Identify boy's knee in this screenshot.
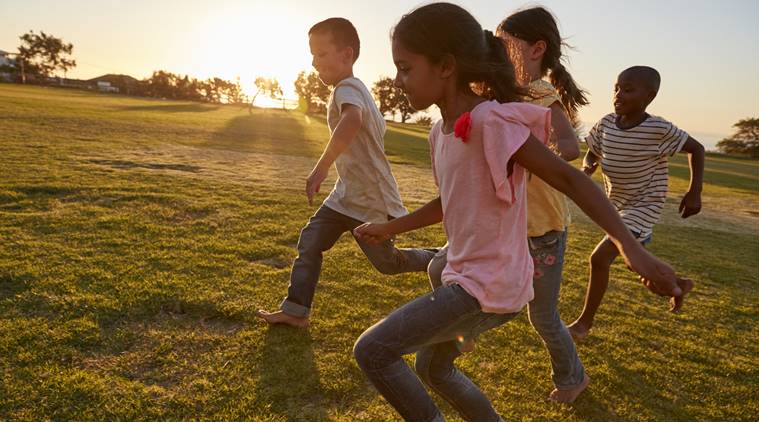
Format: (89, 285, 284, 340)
(296, 226, 320, 253)
(367, 250, 406, 275)
(371, 259, 401, 275)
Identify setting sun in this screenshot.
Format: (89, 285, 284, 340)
(186, 3, 311, 103)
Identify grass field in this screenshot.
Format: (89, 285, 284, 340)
(1, 84, 757, 421)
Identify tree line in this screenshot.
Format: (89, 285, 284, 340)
(3, 30, 756, 154)
(2, 30, 249, 104)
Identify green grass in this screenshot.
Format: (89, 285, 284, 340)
(1, 84, 757, 421)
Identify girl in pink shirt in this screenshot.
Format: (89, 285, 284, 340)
(352, 3, 689, 421)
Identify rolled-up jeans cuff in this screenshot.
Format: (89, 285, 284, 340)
(555, 369, 586, 391)
(281, 299, 310, 318)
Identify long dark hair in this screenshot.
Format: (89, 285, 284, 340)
(392, 2, 526, 103)
(497, 6, 588, 120)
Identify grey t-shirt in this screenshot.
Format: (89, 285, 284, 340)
(322, 77, 407, 223)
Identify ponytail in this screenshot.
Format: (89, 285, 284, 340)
(548, 62, 588, 121)
(474, 29, 525, 103)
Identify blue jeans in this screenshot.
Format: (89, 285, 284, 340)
(427, 230, 585, 390)
(281, 205, 437, 317)
(354, 284, 515, 421)
(527, 230, 585, 390)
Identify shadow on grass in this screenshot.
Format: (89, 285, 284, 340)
(206, 111, 322, 159)
(117, 104, 220, 113)
(254, 327, 327, 421)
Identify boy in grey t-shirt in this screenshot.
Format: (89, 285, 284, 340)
(256, 18, 435, 328)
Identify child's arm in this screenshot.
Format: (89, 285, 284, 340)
(581, 149, 600, 176)
(549, 103, 580, 161)
(513, 136, 682, 297)
(353, 196, 443, 243)
(678, 137, 704, 218)
(305, 104, 363, 205)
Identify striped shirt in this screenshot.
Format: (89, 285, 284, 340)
(585, 113, 688, 238)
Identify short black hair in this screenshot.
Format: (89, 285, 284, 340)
(620, 66, 661, 93)
(309, 17, 360, 63)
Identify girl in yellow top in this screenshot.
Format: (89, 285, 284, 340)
(428, 6, 590, 403)
(498, 6, 589, 403)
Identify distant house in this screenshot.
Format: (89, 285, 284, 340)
(87, 74, 140, 95)
(0, 50, 14, 67)
(0, 49, 17, 82)
(96, 81, 118, 93)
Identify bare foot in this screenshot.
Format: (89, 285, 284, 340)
(255, 310, 310, 328)
(670, 278, 694, 313)
(549, 374, 590, 403)
(567, 320, 590, 342)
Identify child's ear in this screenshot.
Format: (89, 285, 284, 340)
(531, 40, 547, 60)
(341, 46, 354, 64)
(439, 54, 456, 79)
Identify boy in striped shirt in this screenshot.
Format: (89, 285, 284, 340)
(568, 66, 704, 340)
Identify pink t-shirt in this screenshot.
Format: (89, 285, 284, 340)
(429, 101, 551, 313)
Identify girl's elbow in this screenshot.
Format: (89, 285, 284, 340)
(563, 148, 580, 161)
(559, 140, 580, 161)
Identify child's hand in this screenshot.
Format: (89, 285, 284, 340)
(581, 162, 597, 176)
(669, 277, 694, 313)
(353, 223, 392, 244)
(305, 165, 329, 206)
(621, 244, 682, 298)
(640, 276, 694, 313)
(678, 190, 702, 218)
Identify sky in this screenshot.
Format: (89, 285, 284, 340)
(2, 0, 758, 148)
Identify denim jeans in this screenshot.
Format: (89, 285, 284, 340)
(527, 230, 585, 389)
(281, 205, 437, 317)
(354, 283, 515, 421)
(427, 230, 585, 390)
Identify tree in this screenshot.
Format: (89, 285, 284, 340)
(294, 71, 331, 114)
(372, 77, 397, 118)
(17, 30, 76, 83)
(717, 118, 759, 157)
(145, 70, 176, 98)
(371, 76, 416, 123)
(225, 77, 246, 104)
(252, 77, 283, 105)
(415, 116, 433, 127)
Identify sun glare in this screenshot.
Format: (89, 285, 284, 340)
(189, 5, 311, 105)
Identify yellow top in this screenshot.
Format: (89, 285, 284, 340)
(526, 79, 571, 237)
